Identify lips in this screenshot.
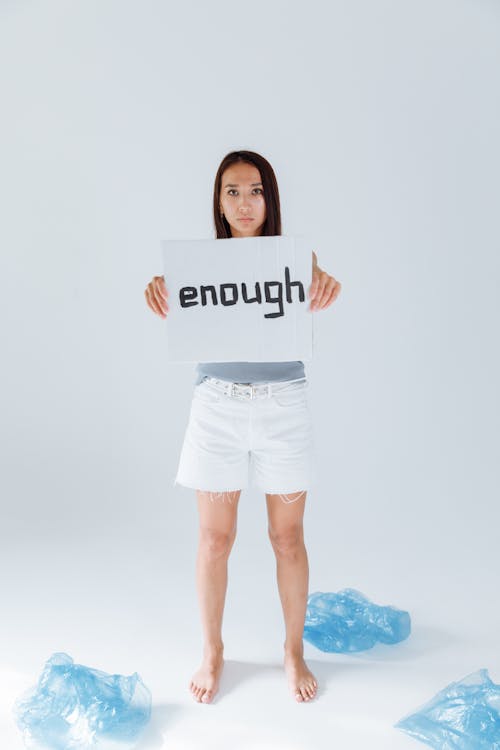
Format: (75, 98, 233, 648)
(238, 218, 253, 221)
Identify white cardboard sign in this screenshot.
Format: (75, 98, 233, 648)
(161, 235, 313, 362)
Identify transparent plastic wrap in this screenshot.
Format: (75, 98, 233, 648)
(303, 588, 411, 652)
(395, 668, 500, 749)
(13, 653, 151, 750)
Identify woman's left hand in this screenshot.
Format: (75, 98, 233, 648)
(309, 252, 342, 311)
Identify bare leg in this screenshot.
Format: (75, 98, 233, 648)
(189, 489, 240, 703)
(266, 491, 318, 702)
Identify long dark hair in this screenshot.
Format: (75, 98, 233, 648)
(213, 150, 282, 238)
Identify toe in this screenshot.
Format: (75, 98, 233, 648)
(202, 691, 212, 703)
(295, 691, 303, 702)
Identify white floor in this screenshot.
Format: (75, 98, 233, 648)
(2, 521, 499, 750)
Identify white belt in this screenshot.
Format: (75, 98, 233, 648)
(202, 376, 306, 401)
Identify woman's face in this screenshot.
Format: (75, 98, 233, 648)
(219, 162, 267, 237)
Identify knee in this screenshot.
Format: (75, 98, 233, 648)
(268, 525, 304, 557)
(199, 527, 236, 560)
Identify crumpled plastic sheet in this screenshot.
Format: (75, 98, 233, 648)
(395, 668, 500, 749)
(303, 588, 411, 652)
(13, 652, 151, 750)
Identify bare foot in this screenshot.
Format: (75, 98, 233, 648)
(189, 647, 224, 704)
(284, 650, 318, 702)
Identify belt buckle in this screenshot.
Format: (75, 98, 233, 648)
(232, 382, 253, 400)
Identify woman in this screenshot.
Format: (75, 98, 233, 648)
(145, 150, 341, 704)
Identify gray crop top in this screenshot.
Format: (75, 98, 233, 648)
(194, 361, 305, 385)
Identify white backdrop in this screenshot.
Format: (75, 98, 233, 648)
(1, 2, 499, 749)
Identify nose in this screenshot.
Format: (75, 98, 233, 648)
(237, 197, 252, 214)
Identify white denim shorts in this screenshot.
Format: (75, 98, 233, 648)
(173, 377, 315, 494)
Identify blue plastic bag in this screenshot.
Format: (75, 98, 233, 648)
(395, 668, 500, 749)
(303, 588, 411, 652)
(13, 652, 151, 750)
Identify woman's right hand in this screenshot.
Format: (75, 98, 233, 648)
(145, 275, 169, 319)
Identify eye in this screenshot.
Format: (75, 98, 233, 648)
(226, 188, 264, 196)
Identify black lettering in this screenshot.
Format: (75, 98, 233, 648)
(241, 282, 262, 304)
(264, 281, 284, 318)
(285, 266, 305, 303)
(179, 286, 198, 308)
(180, 267, 305, 317)
(200, 285, 218, 306)
(220, 283, 238, 306)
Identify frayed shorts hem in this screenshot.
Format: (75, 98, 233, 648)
(173, 477, 248, 493)
(173, 477, 312, 495)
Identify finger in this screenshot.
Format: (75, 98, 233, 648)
(151, 281, 169, 313)
(153, 277, 168, 307)
(316, 278, 336, 309)
(145, 287, 167, 317)
(155, 275, 169, 300)
(308, 276, 319, 300)
(144, 287, 160, 315)
(310, 273, 327, 310)
(321, 280, 342, 310)
(319, 287, 336, 310)
(144, 288, 155, 314)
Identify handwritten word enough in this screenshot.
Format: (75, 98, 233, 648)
(178, 266, 305, 319)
